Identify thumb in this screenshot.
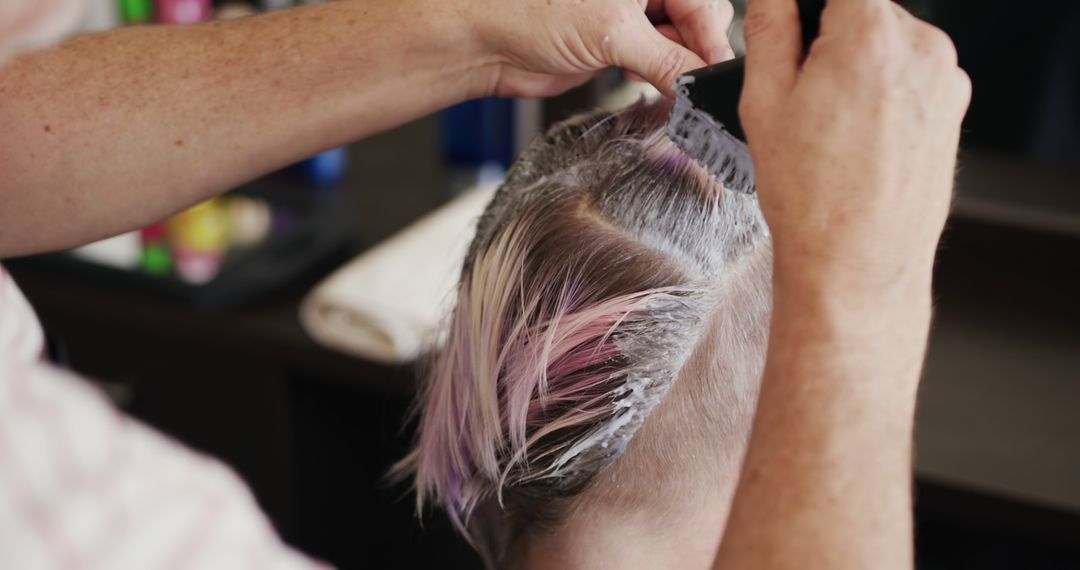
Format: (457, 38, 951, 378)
(743, 0, 802, 103)
(609, 18, 707, 97)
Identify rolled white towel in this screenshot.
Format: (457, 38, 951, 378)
(300, 184, 497, 364)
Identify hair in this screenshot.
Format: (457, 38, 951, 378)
(394, 100, 772, 566)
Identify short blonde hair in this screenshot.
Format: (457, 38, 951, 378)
(395, 100, 771, 565)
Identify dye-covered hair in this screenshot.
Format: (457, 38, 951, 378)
(395, 100, 770, 562)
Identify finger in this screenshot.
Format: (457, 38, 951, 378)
(743, 0, 802, 101)
(892, 5, 961, 74)
(655, 21, 735, 66)
(608, 17, 708, 97)
(628, 23, 678, 83)
(627, 23, 684, 83)
(888, 2, 939, 43)
(665, 0, 737, 64)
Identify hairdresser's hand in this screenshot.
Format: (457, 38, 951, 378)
(715, 6, 970, 568)
(468, 0, 736, 98)
(741, 0, 970, 300)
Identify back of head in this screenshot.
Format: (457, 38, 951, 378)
(396, 100, 772, 565)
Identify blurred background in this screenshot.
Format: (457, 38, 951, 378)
(6, 0, 1079, 568)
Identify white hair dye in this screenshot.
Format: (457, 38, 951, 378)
(399, 99, 772, 567)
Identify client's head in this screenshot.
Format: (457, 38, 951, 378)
(397, 100, 773, 568)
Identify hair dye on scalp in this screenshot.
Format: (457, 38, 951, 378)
(394, 99, 771, 564)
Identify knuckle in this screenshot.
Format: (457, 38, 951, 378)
(955, 68, 972, 91)
(953, 68, 973, 104)
(921, 27, 959, 67)
(596, 17, 637, 61)
(860, 3, 895, 35)
(596, 17, 620, 38)
(655, 47, 691, 84)
(853, 29, 899, 65)
(596, 7, 633, 37)
(850, 13, 900, 63)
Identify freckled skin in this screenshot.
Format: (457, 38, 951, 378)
(0, 2, 491, 256)
(0, 0, 737, 258)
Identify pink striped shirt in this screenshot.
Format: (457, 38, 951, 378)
(0, 265, 330, 569)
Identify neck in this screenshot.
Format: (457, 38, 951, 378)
(509, 302, 762, 570)
(512, 483, 736, 570)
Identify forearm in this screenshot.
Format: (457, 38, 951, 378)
(714, 266, 932, 570)
(0, 0, 491, 257)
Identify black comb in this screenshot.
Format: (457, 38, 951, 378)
(665, 0, 826, 194)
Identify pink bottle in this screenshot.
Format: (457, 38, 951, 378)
(155, 0, 211, 25)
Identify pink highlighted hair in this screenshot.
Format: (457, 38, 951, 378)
(393, 100, 768, 563)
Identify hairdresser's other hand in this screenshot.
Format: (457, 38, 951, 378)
(741, 0, 970, 301)
(468, 0, 735, 98)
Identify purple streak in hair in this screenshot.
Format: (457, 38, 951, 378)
(400, 224, 687, 538)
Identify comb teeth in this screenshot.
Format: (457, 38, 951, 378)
(666, 91, 756, 195)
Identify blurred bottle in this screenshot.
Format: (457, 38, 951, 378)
(120, 0, 154, 25)
(440, 97, 515, 194)
(226, 195, 273, 248)
(79, 0, 120, 32)
(140, 223, 173, 276)
(155, 0, 212, 25)
(169, 198, 231, 284)
(297, 147, 349, 187)
(216, 2, 258, 20)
